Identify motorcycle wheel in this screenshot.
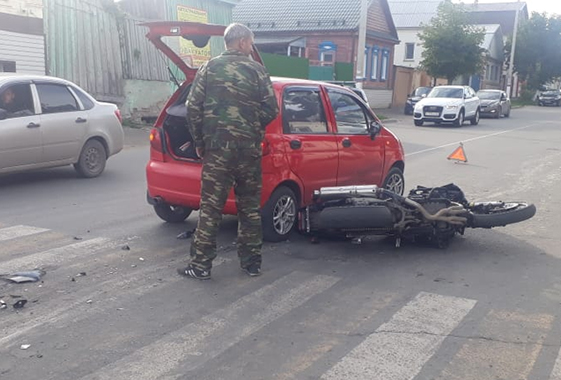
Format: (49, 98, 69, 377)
(470, 202, 536, 228)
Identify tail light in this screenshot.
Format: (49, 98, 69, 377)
(149, 128, 165, 161)
(261, 138, 271, 156)
(114, 109, 123, 124)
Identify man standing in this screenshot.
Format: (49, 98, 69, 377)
(179, 23, 279, 280)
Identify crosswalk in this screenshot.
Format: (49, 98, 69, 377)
(0, 223, 560, 380)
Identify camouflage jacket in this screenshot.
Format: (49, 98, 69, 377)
(185, 49, 279, 150)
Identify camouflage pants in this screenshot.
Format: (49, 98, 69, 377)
(189, 148, 263, 271)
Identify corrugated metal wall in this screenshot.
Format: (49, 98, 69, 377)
(0, 30, 46, 75)
(43, 0, 235, 102)
(44, 0, 124, 101)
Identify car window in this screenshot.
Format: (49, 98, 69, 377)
(0, 84, 35, 119)
(428, 88, 464, 99)
(477, 91, 500, 100)
(36, 83, 79, 114)
(282, 88, 328, 134)
(72, 86, 95, 110)
(327, 91, 369, 135)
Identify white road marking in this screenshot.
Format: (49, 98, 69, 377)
(0, 225, 50, 243)
(80, 271, 340, 380)
(0, 237, 117, 273)
(549, 347, 561, 380)
(320, 291, 477, 380)
(405, 122, 551, 157)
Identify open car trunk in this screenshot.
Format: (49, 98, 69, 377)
(141, 21, 264, 161)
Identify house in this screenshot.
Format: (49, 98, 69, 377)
(0, 0, 45, 75)
(233, 0, 400, 108)
(465, 1, 529, 97)
(387, 0, 444, 107)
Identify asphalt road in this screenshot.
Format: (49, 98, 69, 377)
(1, 105, 561, 380)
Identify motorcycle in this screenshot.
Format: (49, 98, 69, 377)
(298, 183, 536, 248)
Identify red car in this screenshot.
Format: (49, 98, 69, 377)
(144, 22, 406, 242)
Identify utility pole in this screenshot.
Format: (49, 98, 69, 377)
(355, 0, 368, 89)
(507, 5, 520, 98)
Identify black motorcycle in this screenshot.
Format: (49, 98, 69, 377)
(298, 183, 536, 248)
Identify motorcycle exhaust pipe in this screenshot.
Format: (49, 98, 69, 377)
(313, 185, 380, 201)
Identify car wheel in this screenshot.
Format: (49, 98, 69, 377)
(470, 109, 480, 125)
(382, 167, 405, 196)
(495, 106, 501, 119)
(262, 186, 298, 242)
(154, 203, 192, 223)
(505, 107, 510, 117)
(454, 110, 464, 127)
(74, 139, 107, 178)
(414, 120, 424, 126)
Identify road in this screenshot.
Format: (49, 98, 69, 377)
(1, 105, 560, 380)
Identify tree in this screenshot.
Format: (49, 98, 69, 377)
(511, 12, 561, 90)
(418, 1, 486, 85)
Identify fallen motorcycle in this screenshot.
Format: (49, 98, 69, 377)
(298, 183, 536, 248)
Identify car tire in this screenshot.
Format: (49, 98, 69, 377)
(154, 203, 192, 223)
(470, 109, 480, 125)
(382, 167, 405, 195)
(414, 120, 423, 126)
(454, 110, 464, 127)
(505, 107, 510, 117)
(74, 139, 107, 178)
(495, 106, 501, 119)
(262, 186, 298, 242)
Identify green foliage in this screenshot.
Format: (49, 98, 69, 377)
(418, 1, 486, 84)
(511, 12, 561, 90)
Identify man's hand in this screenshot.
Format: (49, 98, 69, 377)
(196, 147, 205, 158)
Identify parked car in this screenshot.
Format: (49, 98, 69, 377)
(413, 85, 480, 127)
(0, 74, 124, 177)
(476, 89, 511, 118)
(143, 22, 406, 242)
(404, 86, 432, 115)
(537, 89, 561, 107)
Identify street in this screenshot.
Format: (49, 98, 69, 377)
(1, 105, 561, 380)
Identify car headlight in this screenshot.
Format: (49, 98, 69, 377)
(445, 105, 459, 110)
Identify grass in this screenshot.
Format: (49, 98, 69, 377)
(511, 99, 535, 108)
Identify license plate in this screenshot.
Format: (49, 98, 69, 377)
(425, 112, 439, 116)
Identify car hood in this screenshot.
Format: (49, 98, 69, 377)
(480, 99, 500, 106)
(141, 21, 263, 82)
(416, 97, 464, 108)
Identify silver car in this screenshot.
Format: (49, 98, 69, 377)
(0, 74, 124, 177)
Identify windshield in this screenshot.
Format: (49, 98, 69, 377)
(477, 91, 501, 100)
(428, 88, 463, 99)
(413, 87, 432, 97)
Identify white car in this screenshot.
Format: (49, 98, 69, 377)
(0, 74, 124, 177)
(413, 85, 480, 127)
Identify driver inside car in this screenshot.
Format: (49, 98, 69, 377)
(0, 86, 33, 118)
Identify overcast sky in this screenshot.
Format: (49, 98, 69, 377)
(456, 0, 561, 16)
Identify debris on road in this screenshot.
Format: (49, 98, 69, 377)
(122, 244, 130, 251)
(86, 300, 93, 304)
(76, 272, 87, 277)
(139, 257, 145, 262)
(1, 270, 45, 284)
(0, 299, 6, 309)
(13, 299, 27, 309)
(20, 344, 31, 350)
(177, 229, 195, 240)
(73, 236, 83, 241)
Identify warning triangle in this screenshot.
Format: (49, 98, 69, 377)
(447, 143, 468, 162)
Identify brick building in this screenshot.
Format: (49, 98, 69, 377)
(233, 0, 400, 108)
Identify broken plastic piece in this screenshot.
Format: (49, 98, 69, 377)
(122, 245, 131, 251)
(0, 300, 6, 309)
(20, 344, 31, 350)
(13, 299, 27, 309)
(3, 270, 45, 284)
(76, 272, 87, 277)
(86, 300, 93, 304)
(139, 257, 145, 261)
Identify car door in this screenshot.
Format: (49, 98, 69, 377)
(34, 82, 89, 163)
(469, 87, 479, 115)
(0, 82, 42, 171)
(280, 86, 339, 204)
(500, 91, 510, 115)
(325, 88, 385, 187)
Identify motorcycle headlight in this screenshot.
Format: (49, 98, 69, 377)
(445, 105, 459, 110)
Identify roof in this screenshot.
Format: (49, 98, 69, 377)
(465, 2, 529, 35)
(233, 0, 396, 37)
(479, 24, 502, 50)
(465, 2, 527, 13)
(254, 36, 304, 45)
(0, 74, 74, 86)
(387, 0, 443, 28)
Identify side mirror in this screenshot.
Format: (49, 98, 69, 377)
(0, 109, 7, 121)
(421, 93, 427, 98)
(369, 121, 381, 140)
